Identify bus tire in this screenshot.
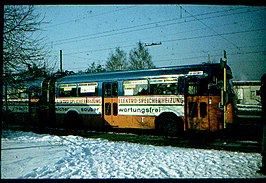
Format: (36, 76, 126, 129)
(156, 113, 183, 136)
(64, 111, 83, 130)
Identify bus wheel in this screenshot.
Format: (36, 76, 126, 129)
(64, 111, 83, 130)
(159, 113, 183, 136)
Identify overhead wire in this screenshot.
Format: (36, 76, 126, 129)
(42, 5, 137, 29)
(67, 48, 266, 71)
(152, 44, 266, 58)
(63, 43, 266, 67)
(64, 44, 136, 56)
(62, 27, 266, 56)
(48, 7, 262, 46)
(45, 6, 265, 71)
(57, 16, 265, 54)
(178, 5, 241, 50)
(162, 28, 266, 44)
(151, 50, 266, 65)
(53, 21, 266, 57)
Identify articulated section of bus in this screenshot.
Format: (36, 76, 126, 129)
(3, 63, 237, 135)
(2, 77, 48, 128)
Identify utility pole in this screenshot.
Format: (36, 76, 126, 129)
(60, 50, 63, 73)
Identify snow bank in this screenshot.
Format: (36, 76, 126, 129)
(1, 130, 265, 179)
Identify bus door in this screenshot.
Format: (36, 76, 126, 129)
(185, 75, 211, 131)
(40, 77, 56, 127)
(28, 86, 42, 126)
(102, 82, 119, 127)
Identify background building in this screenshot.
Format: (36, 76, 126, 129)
(233, 81, 261, 115)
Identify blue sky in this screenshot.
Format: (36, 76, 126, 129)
(35, 5, 266, 80)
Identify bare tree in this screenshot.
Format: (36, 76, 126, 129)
(3, 5, 48, 83)
(128, 41, 155, 70)
(106, 47, 128, 71)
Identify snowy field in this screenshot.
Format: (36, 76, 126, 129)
(1, 130, 266, 179)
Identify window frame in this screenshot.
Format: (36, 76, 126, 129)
(122, 79, 149, 96)
(149, 77, 179, 95)
(78, 82, 99, 97)
(57, 83, 77, 97)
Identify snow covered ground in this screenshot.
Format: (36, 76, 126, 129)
(1, 130, 266, 179)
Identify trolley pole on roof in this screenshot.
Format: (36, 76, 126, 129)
(60, 50, 63, 73)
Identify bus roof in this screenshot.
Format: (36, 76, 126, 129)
(56, 63, 231, 84)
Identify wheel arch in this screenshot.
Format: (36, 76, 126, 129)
(66, 108, 80, 115)
(64, 110, 83, 129)
(155, 112, 184, 131)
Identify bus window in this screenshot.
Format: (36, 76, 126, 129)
(150, 77, 179, 95)
(208, 83, 220, 95)
(112, 83, 118, 97)
(104, 82, 118, 97)
(188, 82, 198, 95)
(58, 84, 77, 97)
(207, 76, 219, 96)
(123, 80, 148, 96)
(105, 102, 111, 115)
(200, 102, 207, 118)
(113, 103, 118, 116)
(104, 83, 112, 96)
(20, 92, 28, 99)
(29, 86, 41, 99)
(187, 76, 208, 95)
(78, 82, 98, 96)
(8, 88, 27, 99)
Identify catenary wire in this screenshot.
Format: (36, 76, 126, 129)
(48, 7, 263, 46)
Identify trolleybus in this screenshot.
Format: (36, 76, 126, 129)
(3, 61, 237, 135)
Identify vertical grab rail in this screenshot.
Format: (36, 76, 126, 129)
(222, 50, 227, 129)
